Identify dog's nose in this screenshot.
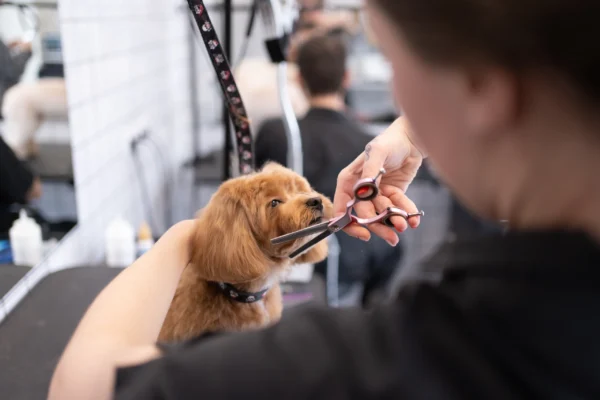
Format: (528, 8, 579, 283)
(306, 197, 323, 210)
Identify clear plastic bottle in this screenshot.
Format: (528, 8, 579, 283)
(136, 221, 155, 257)
(9, 209, 43, 267)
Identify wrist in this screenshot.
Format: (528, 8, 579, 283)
(399, 118, 427, 159)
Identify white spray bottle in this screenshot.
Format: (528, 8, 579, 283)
(9, 209, 43, 266)
(105, 217, 136, 267)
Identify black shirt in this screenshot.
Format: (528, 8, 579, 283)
(115, 230, 600, 399)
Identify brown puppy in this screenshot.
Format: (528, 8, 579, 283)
(159, 163, 333, 342)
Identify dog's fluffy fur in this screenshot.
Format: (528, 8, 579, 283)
(159, 163, 332, 342)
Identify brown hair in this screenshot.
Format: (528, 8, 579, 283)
(296, 33, 348, 96)
(371, 0, 600, 104)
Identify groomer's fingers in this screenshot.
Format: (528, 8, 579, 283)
(334, 159, 372, 241)
(381, 186, 422, 229)
(332, 186, 353, 216)
(360, 139, 388, 184)
(333, 155, 364, 214)
(332, 183, 371, 241)
(354, 199, 399, 246)
(343, 222, 372, 242)
(340, 199, 373, 240)
(368, 220, 400, 246)
(372, 195, 409, 233)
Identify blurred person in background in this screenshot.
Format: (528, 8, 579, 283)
(255, 32, 403, 307)
(0, 37, 43, 234)
(1, 76, 68, 159)
(295, 0, 360, 36)
(235, 0, 360, 135)
(1, 28, 68, 159)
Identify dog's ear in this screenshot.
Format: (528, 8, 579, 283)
(190, 185, 269, 284)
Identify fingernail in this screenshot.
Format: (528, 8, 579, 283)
(361, 236, 370, 242)
(386, 239, 398, 247)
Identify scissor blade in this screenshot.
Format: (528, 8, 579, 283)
(270, 220, 331, 245)
(289, 229, 333, 259)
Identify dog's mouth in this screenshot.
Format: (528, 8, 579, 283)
(309, 216, 323, 225)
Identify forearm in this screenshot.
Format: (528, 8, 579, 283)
(50, 220, 195, 399)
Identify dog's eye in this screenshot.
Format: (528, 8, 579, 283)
(270, 199, 282, 208)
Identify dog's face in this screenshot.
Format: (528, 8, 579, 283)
(191, 163, 333, 284)
(217, 162, 333, 258)
(247, 162, 333, 257)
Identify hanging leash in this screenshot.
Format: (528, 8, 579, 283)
(187, 0, 254, 176)
(187, 1, 277, 303)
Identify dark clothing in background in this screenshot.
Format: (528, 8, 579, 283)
(0, 41, 31, 116)
(0, 136, 34, 234)
(255, 108, 401, 287)
(115, 230, 600, 400)
(0, 136, 33, 206)
(0, 40, 36, 233)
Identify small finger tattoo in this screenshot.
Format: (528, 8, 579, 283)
(365, 143, 372, 161)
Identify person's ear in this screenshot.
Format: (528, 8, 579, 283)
(342, 70, 352, 90)
(463, 67, 520, 139)
(297, 75, 311, 96)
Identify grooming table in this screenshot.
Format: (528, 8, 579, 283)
(0, 264, 30, 299)
(0, 266, 326, 400)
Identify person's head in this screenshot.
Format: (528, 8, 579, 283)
(366, 0, 600, 227)
(296, 33, 350, 100)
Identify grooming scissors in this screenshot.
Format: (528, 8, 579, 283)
(271, 169, 425, 258)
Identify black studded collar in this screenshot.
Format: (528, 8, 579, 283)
(213, 282, 269, 304)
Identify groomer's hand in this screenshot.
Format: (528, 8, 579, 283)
(333, 117, 424, 246)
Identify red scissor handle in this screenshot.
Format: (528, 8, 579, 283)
(352, 168, 386, 201)
(354, 182, 378, 201)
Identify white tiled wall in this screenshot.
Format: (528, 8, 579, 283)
(0, 0, 197, 321)
(61, 0, 194, 251)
